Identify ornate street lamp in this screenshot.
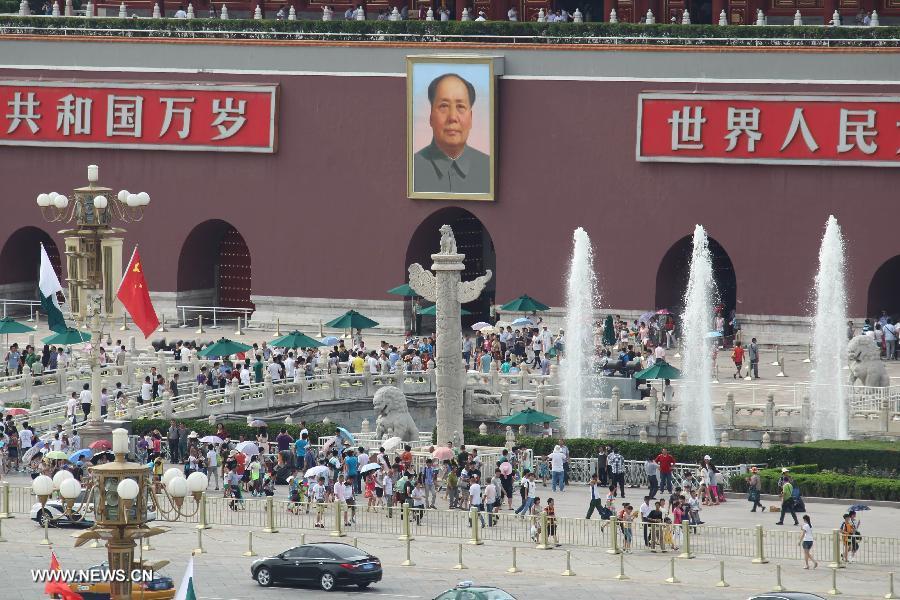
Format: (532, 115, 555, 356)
(33, 428, 207, 600)
(35, 164, 150, 321)
(35, 165, 151, 447)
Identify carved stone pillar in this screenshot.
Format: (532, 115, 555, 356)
(408, 225, 492, 447)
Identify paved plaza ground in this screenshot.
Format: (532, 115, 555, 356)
(3, 468, 898, 600)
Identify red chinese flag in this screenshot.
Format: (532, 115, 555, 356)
(44, 582, 84, 600)
(117, 247, 160, 338)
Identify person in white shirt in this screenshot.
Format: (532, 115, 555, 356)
(531, 335, 543, 368)
(411, 480, 426, 524)
(70, 432, 81, 452)
(366, 351, 379, 374)
(507, 6, 517, 20)
(654, 344, 666, 361)
(78, 383, 92, 422)
(174, 6, 187, 18)
(639, 496, 653, 546)
(311, 476, 328, 528)
(440, 8, 449, 20)
(284, 353, 296, 379)
(19, 427, 33, 452)
(267, 360, 281, 381)
(66, 392, 78, 424)
(483, 476, 497, 526)
(206, 444, 220, 490)
(475, 10, 486, 20)
(382, 472, 394, 516)
(50, 434, 63, 452)
(468, 476, 486, 526)
(240, 366, 252, 386)
(140, 376, 152, 405)
(549, 445, 566, 492)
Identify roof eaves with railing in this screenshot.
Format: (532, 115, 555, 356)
(4, 17, 900, 47)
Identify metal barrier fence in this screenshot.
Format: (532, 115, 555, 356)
(4, 484, 898, 568)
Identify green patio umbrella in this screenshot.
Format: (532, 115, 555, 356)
(198, 337, 253, 358)
(417, 304, 471, 316)
(272, 330, 325, 349)
(42, 327, 91, 345)
(498, 407, 558, 426)
(602, 315, 616, 346)
(325, 310, 379, 330)
(0, 317, 35, 348)
(634, 360, 682, 381)
(387, 284, 417, 297)
(500, 294, 550, 313)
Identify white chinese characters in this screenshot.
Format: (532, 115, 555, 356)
(211, 98, 247, 140)
(668, 106, 706, 150)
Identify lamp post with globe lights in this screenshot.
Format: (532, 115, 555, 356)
(35, 164, 152, 447)
(35, 163, 151, 323)
(32, 428, 208, 600)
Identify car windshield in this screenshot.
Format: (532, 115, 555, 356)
(323, 544, 368, 560)
(478, 590, 515, 600)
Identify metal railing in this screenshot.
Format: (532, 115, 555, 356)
(0, 298, 41, 320)
(3, 21, 900, 48)
(177, 305, 254, 329)
(3, 483, 897, 567)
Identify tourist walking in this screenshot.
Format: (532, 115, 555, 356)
(655, 448, 675, 494)
(747, 466, 764, 512)
(608, 447, 626, 497)
(776, 472, 799, 526)
(748, 338, 760, 379)
(549, 445, 566, 492)
(645, 456, 659, 499)
(799, 515, 819, 569)
(515, 471, 537, 515)
(585, 474, 605, 519)
(731, 341, 744, 378)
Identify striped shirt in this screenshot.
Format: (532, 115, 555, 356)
(608, 452, 625, 474)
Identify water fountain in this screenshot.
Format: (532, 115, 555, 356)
(561, 227, 599, 438)
(679, 225, 717, 446)
(810, 215, 849, 440)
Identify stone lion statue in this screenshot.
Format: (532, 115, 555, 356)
(373, 386, 420, 442)
(439, 224, 457, 254)
(847, 335, 889, 387)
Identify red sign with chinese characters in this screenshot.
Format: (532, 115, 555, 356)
(637, 93, 900, 167)
(0, 80, 277, 153)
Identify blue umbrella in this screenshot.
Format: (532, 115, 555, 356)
(849, 504, 871, 512)
(511, 317, 534, 327)
(336, 427, 356, 445)
(706, 331, 723, 338)
(69, 448, 93, 463)
(321, 336, 340, 345)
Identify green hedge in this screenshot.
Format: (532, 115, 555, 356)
(462, 433, 896, 474)
(3, 17, 900, 45)
(131, 418, 339, 445)
(729, 465, 900, 501)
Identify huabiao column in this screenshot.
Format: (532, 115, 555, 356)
(408, 225, 492, 447)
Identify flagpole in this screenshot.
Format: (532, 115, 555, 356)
(118, 245, 139, 297)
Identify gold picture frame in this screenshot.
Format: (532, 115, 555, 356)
(406, 55, 498, 201)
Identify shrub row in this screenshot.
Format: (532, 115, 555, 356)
(130, 418, 339, 445)
(729, 465, 900, 502)
(460, 431, 897, 473)
(3, 16, 900, 45)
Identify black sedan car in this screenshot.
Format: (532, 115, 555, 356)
(250, 542, 382, 591)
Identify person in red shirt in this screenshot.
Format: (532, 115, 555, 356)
(655, 448, 676, 494)
(731, 341, 745, 379)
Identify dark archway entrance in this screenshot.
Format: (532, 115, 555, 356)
(0, 227, 61, 306)
(406, 208, 496, 331)
(655, 234, 737, 335)
(177, 220, 254, 310)
(867, 256, 900, 321)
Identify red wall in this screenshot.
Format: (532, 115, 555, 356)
(2, 67, 898, 317)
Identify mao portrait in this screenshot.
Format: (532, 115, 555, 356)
(407, 57, 496, 201)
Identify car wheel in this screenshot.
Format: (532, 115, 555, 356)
(320, 572, 336, 591)
(357, 582, 371, 589)
(38, 509, 54, 528)
(255, 567, 273, 587)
